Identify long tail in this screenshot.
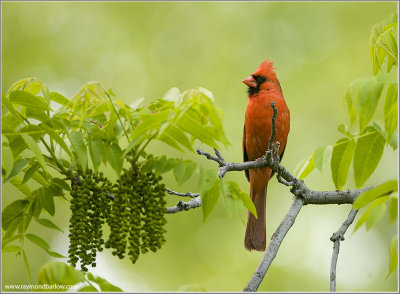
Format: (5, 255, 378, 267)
(244, 184, 267, 251)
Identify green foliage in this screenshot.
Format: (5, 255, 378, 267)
(353, 180, 398, 209)
(37, 261, 122, 292)
(297, 14, 398, 275)
(294, 153, 315, 180)
(224, 181, 257, 219)
(1, 77, 233, 279)
(369, 13, 398, 75)
(353, 126, 386, 188)
(199, 169, 220, 221)
(331, 138, 355, 190)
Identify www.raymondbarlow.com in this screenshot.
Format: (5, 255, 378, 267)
(4, 284, 80, 291)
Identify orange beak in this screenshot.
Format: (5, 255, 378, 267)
(242, 76, 257, 88)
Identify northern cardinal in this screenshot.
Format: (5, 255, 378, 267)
(242, 59, 290, 251)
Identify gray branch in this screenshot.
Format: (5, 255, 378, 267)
(197, 147, 376, 205)
(166, 188, 199, 198)
(330, 208, 359, 292)
(243, 196, 304, 292)
(166, 196, 202, 214)
(196, 102, 377, 292)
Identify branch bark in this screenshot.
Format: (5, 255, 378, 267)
(330, 208, 359, 292)
(166, 196, 202, 214)
(243, 196, 304, 292)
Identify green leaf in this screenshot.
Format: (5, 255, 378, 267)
(353, 180, 398, 209)
(389, 131, 398, 150)
(158, 123, 193, 151)
(353, 127, 386, 188)
(69, 131, 88, 170)
(162, 87, 181, 102)
(52, 178, 71, 191)
(107, 143, 123, 176)
(388, 193, 398, 224)
(295, 153, 315, 180)
(151, 156, 178, 174)
(356, 78, 384, 131)
(388, 235, 398, 276)
(198, 168, 218, 193)
(2, 199, 29, 230)
(40, 124, 73, 158)
(1, 144, 14, 178)
(2, 111, 24, 130)
(88, 138, 105, 171)
(2, 245, 23, 253)
(86, 273, 123, 292)
(9, 90, 50, 111)
(201, 178, 220, 222)
(344, 77, 384, 130)
(50, 92, 72, 107)
(227, 181, 257, 218)
(354, 197, 387, 232)
(220, 179, 233, 217)
(331, 138, 355, 190)
(313, 145, 333, 172)
(384, 83, 398, 141)
(20, 133, 48, 172)
(25, 108, 50, 123)
(35, 218, 64, 233)
(337, 124, 349, 136)
(173, 160, 197, 185)
(344, 88, 357, 126)
(366, 199, 387, 230)
(39, 187, 55, 216)
(38, 261, 85, 286)
(22, 162, 40, 185)
(26, 233, 50, 251)
(47, 251, 66, 258)
(9, 176, 32, 196)
(4, 158, 30, 183)
(2, 233, 24, 247)
(129, 97, 144, 110)
(176, 113, 218, 148)
(131, 111, 169, 142)
(376, 73, 397, 84)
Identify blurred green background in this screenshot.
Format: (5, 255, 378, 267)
(1, 1, 398, 292)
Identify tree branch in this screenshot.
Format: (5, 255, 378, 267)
(197, 147, 376, 205)
(166, 188, 199, 198)
(166, 196, 202, 214)
(330, 208, 359, 292)
(196, 102, 376, 292)
(243, 196, 304, 292)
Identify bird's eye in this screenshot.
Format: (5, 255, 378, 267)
(260, 76, 267, 82)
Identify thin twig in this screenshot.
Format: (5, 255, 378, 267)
(166, 196, 202, 214)
(102, 85, 131, 144)
(268, 102, 278, 150)
(213, 148, 226, 163)
(197, 149, 225, 167)
(330, 208, 359, 292)
(166, 188, 199, 198)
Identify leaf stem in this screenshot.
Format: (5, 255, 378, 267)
(102, 86, 131, 144)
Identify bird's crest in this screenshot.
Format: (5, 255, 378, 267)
(253, 59, 277, 78)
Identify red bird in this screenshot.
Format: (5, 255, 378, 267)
(242, 60, 290, 251)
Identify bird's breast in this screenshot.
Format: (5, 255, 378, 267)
(244, 92, 290, 161)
